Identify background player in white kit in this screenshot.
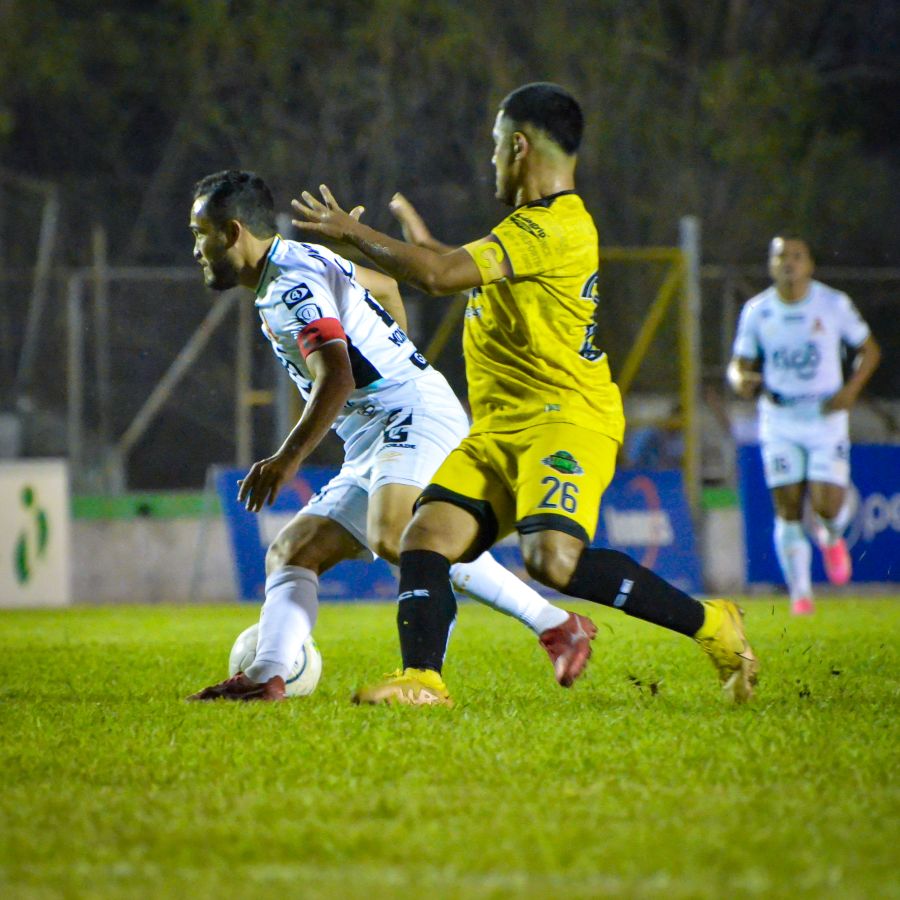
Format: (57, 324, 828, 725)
(727, 234, 881, 614)
(185, 170, 596, 700)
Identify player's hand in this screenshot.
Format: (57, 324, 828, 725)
(237, 453, 300, 513)
(389, 193, 433, 246)
(822, 386, 856, 412)
(733, 369, 762, 399)
(291, 185, 361, 241)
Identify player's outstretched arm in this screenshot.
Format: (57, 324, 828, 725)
(291, 185, 497, 295)
(238, 341, 355, 512)
(824, 334, 882, 412)
(388, 193, 457, 254)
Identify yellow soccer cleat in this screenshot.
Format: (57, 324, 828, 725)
(694, 599, 759, 703)
(352, 667, 454, 707)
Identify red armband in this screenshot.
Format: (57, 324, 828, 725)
(297, 318, 347, 358)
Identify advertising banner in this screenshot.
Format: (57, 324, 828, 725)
(0, 460, 72, 607)
(215, 467, 395, 602)
(217, 465, 702, 602)
(737, 444, 900, 583)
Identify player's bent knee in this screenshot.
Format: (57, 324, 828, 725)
(265, 535, 315, 574)
(521, 543, 579, 592)
(264, 515, 338, 575)
(368, 528, 402, 566)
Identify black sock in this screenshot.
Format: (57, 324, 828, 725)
(397, 549, 457, 673)
(564, 547, 705, 637)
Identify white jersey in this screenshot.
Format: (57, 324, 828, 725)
(255, 236, 447, 435)
(733, 279, 870, 410)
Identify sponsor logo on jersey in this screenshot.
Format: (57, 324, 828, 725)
(408, 351, 429, 370)
(771, 341, 820, 380)
(283, 283, 315, 309)
(388, 327, 408, 347)
(509, 213, 547, 239)
(541, 450, 584, 475)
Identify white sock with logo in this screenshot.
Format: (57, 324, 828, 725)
(245, 566, 319, 683)
(450, 552, 569, 635)
(773, 517, 812, 602)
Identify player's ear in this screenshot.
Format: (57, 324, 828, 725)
(513, 132, 528, 159)
(223, 219, 241, 247)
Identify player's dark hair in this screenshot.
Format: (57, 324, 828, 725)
(500, 82, 583, 155)
(772, 231, 816, 262)
(192, 170, 277, 237)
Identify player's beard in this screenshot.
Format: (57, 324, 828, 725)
(204, 257, 240, 291)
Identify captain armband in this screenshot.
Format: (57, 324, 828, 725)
(297, 317, 346, 358)
(463, 237, 508, 284)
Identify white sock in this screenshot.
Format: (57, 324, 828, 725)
(450, 552, 569, 635)
(773, 518, 812, 603)
(814, 504, 852, 547)
(245, 566, 319, 683)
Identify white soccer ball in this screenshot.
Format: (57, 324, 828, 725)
(228, 622, 322, 697)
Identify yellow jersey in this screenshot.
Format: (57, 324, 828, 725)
(462, 192, 625, 443)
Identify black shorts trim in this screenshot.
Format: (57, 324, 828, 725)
(516, 513, 589, 545)
(415, 484, 499, 558)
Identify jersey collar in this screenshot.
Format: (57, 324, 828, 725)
(255, 235, 283, 298)
(519, 189, 577, 210)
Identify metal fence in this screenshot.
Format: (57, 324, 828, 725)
(2, 241, 897, 496)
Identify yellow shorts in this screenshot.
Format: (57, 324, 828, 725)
(420, 422, 618, 548)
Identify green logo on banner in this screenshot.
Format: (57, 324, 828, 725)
(15, 486, 49, 585)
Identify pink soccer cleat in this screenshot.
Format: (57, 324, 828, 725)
(821, 538, 852, 586)
(791, 597, 815, 616)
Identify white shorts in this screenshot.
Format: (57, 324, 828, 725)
(759, 402, 850, 489)
(301, 373, 470, 559)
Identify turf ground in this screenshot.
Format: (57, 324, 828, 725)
(2, 597, 898, 899)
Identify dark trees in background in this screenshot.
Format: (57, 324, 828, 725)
(1, 0, 897, 266)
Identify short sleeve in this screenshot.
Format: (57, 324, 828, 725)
(490, 207, 562, 278)
(732, 302, 759, 359)
(835, 293, 870, 348)
(277, 272, 340, 339)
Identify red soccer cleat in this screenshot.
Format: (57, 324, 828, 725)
(539, 612, 598, 687)
(821, 538, 852, 586)
(187, 672, 286, 702)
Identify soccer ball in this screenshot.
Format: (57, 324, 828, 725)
(228, 623, 322, 697)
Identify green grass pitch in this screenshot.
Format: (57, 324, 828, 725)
(2, 597, 898, 898)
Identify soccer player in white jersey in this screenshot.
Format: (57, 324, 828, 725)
(727, 234, 881, 614)
(185, 170, 596, 701)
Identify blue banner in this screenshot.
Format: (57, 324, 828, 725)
(737, 444, 900, 583)
(217, 466, 703, 601)
(214, 467, 395, 602)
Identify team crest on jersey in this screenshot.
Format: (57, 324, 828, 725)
(294, 302, 324, 324)
(812, 317, 824, 333)
(283, 283, 315, 310)
(541, 450, 584, 475)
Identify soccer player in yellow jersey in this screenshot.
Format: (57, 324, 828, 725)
(292, 82, 758, 705)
